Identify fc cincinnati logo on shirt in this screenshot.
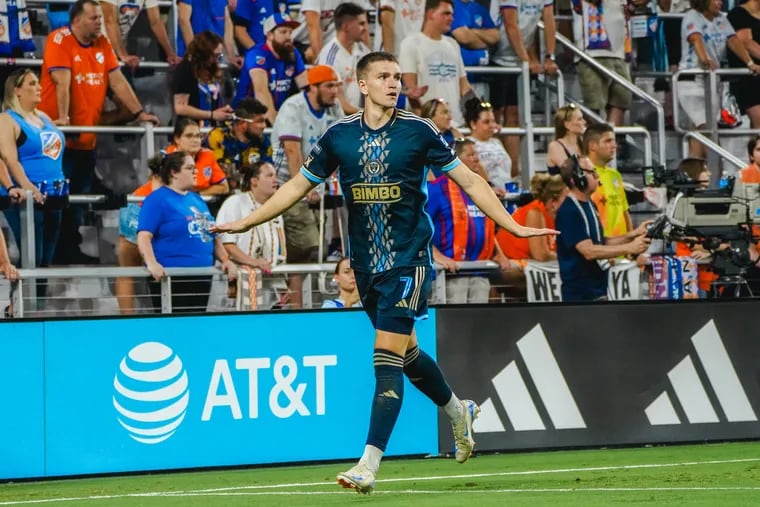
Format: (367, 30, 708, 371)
(40, 132, 63, 160)
(285, 67, 294, 77)
(256, 55, 265, 65)
(203, 166, 212, 179)
(96, 51, 104, 64)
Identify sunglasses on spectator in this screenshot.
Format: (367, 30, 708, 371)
(428, 97, 448, 117)
(563, 103, 578, 120)
(232, 114, 255, 123)
(478, 101, 492, 110)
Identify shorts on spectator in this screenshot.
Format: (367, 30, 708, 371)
(730, 75, 760, 114)
(487, 72, 519, 108)
(118, 203, 141, 244)
(283, 201, 319, 263)
(678, 78, 716, 128)
(355, 265, 431, 334)
(445, 275, 490, 304)
(577, 58, 632, 111)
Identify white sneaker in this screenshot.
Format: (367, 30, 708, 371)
(452, 399, 480, 463)
(337, 462, 376, 494)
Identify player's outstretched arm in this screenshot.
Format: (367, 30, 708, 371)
(211, 173, 316, 234)
(447, 162, 559, 238)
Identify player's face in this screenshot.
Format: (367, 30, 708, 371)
(175, 125, 203, 155)
(359, 60, 401, 109)
(173, 155, 198, 190)
(76, 3, 103, 42)
(316, 81, 340, 107)
(333, 259, 356, 292)
(428, 2, 454, 33)
(252, 163, 278, 199)
(15, 71, 41, 108)
(344, 13, 369, 43)
(591, 132, 616, 164)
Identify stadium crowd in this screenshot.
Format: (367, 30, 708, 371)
(3, 0, 760, 313)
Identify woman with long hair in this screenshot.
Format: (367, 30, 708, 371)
(464, 99, 512, 197)
(497, 173, 568, 262)
(321, 257, 361, 308)
(0, 68, 65, 267)
(165, 117, 229, 195)
(137, 151, 236, 313)
(546, 103, 586, 175)
(420, 98, 463, 181)
(172, 31, 234, 123)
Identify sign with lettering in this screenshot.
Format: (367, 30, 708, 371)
(524, 261, 562, 302)
(607, 262, 641, 300)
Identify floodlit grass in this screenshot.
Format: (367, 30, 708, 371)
(2, 442, 760, 506)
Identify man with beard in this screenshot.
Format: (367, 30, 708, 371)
(271, 64, 343, 307)
(207, 98, 273, 190)
(233, 13, 308, 125)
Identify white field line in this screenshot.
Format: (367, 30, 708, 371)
(2, 457, 760, 505)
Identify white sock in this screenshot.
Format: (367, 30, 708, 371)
(443, 393, 464, 422)
(360, 444, 383, 473)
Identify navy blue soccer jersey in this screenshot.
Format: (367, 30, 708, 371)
(300, 109, 461, 273)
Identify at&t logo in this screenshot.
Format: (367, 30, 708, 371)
(113, 342, 190, 444)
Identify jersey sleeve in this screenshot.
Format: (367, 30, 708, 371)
(299, 0, 320, 14)
(233, 0, 252, 23)
(45, 31, 73, 70)
(451, 3, 468, 31)
(683, 10, 704, 39)
(104, 43, 120, 72)
(424, 122, 459, 172)
(209, 158, 227, 185)
(137, 191, 164, 234)
(477, 4, 496, 28)
(300, 127, 340, 183)
(294, 50, 306, 76)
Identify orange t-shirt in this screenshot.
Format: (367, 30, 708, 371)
(133, 181, 154, 198)
(39, 27, 120, 151)
(496, 200, 556, 260)
(165, 145, 226, 191)
(740, 164, 760, 237)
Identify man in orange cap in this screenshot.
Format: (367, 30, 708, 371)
(270, 64, 344, 307)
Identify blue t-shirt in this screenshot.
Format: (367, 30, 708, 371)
(555, 195, 607, 301)
(177, 0, 228, 56)
(233, 44, 305, 108)
(233, 0, 290, 47)
(137, 186, 215, 267)
(450, 0, 495, 79)
(301, 110, 460, 273)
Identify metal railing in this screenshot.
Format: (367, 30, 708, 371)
(681, 132, 745, 171)
(540, 22, 666, 164)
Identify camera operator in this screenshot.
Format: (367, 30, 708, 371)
(555, 156, 651, 301)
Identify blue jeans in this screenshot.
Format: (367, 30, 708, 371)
(4, 206, 62, 267)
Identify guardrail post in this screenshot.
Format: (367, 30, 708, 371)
(11, 280, 22, 318)
(160, 277, 172, 313)
(519, 60, 535, 188)
(20, 190, 35, 269)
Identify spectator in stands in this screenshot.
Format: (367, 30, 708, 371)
(449, 0, 499, 101)
(177, 0, 242, 67)
(377, 0, 425, 55)
(583, 123, 631, 237)
(420, 97, 463, 180)
(490, 0, 558, 174)
(293, 0, 372, 63)
(172, 31, 235, 124)
(546, 103, 586, 175)
(399, 0, 473, 127)
(660, 0, 691, 129)
(555, 155, 650, 301)
(101, 0, 180, 70)
(497, 173, 567, 261)
(234, 0, 291, 51)
(166, 118, 229, 196)
(271, 64, 343, 307)
(741, 135, 760, 184)
(115, 156, 163, 314)
(207, 98, 272, 189)
(678, 0, 758, 157)
(137, 151, 236, 313)
(322, 256, 362, 307)
(216, 161, 289, 307)
(464, 98, 510, 196)
(428, 138, 506, 303)
(727, 0, 760, 128)
(0, 69, 65, 268)
(318, 2, 372, 114)
(38, 0, 159, 264)
(233, 14, 308, 125)
(572, 0, 632, 126)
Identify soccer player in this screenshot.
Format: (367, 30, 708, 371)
(212, 51, 558, 494)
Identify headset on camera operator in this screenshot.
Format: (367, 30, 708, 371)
(554, 155, 651, 301)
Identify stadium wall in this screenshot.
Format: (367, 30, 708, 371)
(436, 300, 760, 453)
(0, 311, 438, 479)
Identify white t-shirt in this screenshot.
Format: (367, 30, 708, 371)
(271, 91, 344, 184)
(572, 0, 628, 59)
(375, 0, 425, 54)
(469, 136, 512, 189)
(101, 0, 157, 40)
(679, 9, 736, 70)
(217, 192, 286, 266)
(293, 0, 373, 46)
(317, 37, 370, 109)
(398, 33, 467, 126)
(490, 0, 552, 66)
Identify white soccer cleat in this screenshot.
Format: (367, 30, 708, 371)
(452, 399, 480, 463)
(337, 462, 376, 494)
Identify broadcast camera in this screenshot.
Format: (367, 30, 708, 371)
(644, 168, 760, 279)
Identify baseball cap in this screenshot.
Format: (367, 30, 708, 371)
(307, 65, 339, 86)
(263, 13, 300, 33)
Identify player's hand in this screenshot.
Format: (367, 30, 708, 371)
(146, 261, 167, 281)
(519, 226, 560, 238)
(210, 219, 253, 235)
